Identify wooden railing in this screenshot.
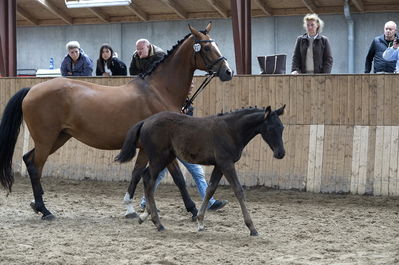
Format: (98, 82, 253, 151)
(1, 74, 399, 196)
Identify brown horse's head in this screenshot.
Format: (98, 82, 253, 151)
(189, 22, 233, 81)
(261, 105, 286, 159)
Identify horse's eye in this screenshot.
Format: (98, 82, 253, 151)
(204, 46, 211, 52)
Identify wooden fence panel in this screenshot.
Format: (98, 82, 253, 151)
(1, 75, 399, 196)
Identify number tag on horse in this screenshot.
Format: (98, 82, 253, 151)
(193, 43, 201, 52)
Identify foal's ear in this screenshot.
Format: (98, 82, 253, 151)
(188, 24, 202, 39)
(275, 104, 286, 116)
(264, 106, 272, 119)
(205, 22, 212, 34)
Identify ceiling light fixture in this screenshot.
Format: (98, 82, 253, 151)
(65, 0, 132, 8)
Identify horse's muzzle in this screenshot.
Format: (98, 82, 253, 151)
(218, 65, 233, 81)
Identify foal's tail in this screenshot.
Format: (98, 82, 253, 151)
(0, 87, 31, 193)
(115, 120, 145, 163)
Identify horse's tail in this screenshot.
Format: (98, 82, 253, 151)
(115, 120, 145, 163)
(0, 87, 31, 193)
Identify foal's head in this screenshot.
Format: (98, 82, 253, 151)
(260, 105, 286, 159)
(188, 22, 233, 81)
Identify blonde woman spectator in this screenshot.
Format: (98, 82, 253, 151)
(291, 13, 333, 74)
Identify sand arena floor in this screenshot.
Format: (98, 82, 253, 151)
(0, 175, 398, 265)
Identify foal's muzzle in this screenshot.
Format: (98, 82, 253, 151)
(274, 149, 285, 159)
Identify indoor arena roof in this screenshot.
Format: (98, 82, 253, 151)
(16, 0, 399, 27)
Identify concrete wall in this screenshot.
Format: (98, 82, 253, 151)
(17, 12, 399, 75)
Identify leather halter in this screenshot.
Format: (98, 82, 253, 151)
(193, 39, 227, 75)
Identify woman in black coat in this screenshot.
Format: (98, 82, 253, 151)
(96, 44, 127, 76)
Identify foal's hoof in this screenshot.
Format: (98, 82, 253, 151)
(191, 215, 197, 222)
(250, 230, 259, 236)
(157, 225, 165, 232)
(125, 212, 139, 219)
(30, 201, 39, 214)
(42, 214, 56, 221)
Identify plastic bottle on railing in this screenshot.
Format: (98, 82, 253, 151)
(49, 57, 54, 70)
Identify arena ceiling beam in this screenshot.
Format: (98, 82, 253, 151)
(16, 5, 39, 25)
(206, 0, 228, 18)
(36, 0, 73, 25)
(88, 7, 110, 23)
(302, 0, 317, 13)
(161, 0, 188, 19)
(351, 0, 364, 12)
(254, 0, 273, 16)
(127, 3, 148, 21)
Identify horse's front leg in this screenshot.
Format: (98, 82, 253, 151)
(197, 166, 223, 232)
(167, 160, 198, 220)
(123, 150, 148, 219)
(222, 163, 258, 236)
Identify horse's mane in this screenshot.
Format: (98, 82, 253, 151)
(217, 107, 266, 117)
(139, 30, 208, 79)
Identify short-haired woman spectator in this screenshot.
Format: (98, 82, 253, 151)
(61, 41, 93, 76)
(96, 44, 127, 76)
(291, 13, 333, 74)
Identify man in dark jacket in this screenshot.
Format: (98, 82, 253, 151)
(129, 39, 166, 75)
(365, 21, 397, 73)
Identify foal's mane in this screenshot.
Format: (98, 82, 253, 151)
(139, 30, 208, 79)
(217, 107, 266, 117)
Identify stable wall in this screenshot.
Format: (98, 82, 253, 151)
(1, 74, 399, 196)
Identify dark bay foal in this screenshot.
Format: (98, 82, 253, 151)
(116, 105, 286, 236)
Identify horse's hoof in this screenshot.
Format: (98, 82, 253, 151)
(157, 225, 165, 232)
(198, 226, 205, 232)
(42, 214, 56, 221)
(250, 230, 259, 236)
(191, 215, 197, 222)
(30, 201, 39, 214)
(125, 212, 138, 219)
(138, 218, 144, 224)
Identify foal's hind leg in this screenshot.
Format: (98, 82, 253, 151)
(124, 150, 148, 218)
(167, 160, 198, 220)
(141, 166, 164, 231)
(222, 164, 258, 236)
(197, 166, 223, 232)
(24, 133, 71, 220)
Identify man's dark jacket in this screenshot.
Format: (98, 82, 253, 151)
(365, 34, 396, 73)
(291, 34, 333, 74)
(129, 45, 165, 75)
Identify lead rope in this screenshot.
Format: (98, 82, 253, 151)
(182, 73, 215, 112)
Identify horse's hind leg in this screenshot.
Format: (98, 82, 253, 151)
(124, 150, 148, 219)
(222, 164, 258, 236)
(24, 133, 71, 220)
(167, 160, 198, 220)
(197, 166, 223, 232)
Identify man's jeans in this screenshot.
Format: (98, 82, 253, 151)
(140, 158, 216, 208)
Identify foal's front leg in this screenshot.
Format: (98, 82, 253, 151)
(123, 150, 149, 218)
(197, 166, 223, 231)
(222, 164, 258, 236)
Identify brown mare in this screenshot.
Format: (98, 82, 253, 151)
(0, 23, 232, 220)
(116, 105, 286, 236)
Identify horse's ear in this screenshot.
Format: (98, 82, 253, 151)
(205, 22, 212, 33)
(275, 104, 286, 116)
(188, 24, 202, 39)
(264, 106, 272, 119)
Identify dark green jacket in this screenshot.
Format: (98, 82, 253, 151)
(129, 45, 165, 75)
